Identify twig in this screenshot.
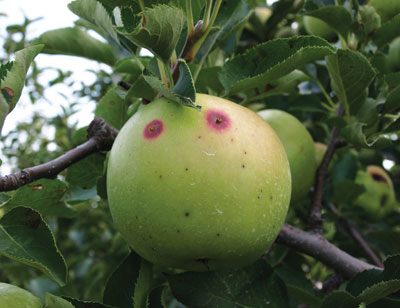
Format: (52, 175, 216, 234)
(276, 224, 380, 279)
(308, 105, 345, 233)
(328, 203, 384, 268)
(0, 118, 118, 192)
(322, 274, 344, 294)
(118, 80, 132, 91)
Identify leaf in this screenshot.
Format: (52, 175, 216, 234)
(2, 179, 76, 218)
(382, 86, 400, 114)
(1, 44, 43, 112)
(45, 293, 76, 308)
(219, 36, 336, 94)
(143, 75, 200, 110)
(373, 14, 400, 48)
(147, 285, 169, 308)
(320, 291, 361, 308)
(68, 0, 119, 43)
(333, 180, 365, 204)
(195, 66, 224, 95)
(346, 255, 400, 304)
(385, 72, 400, 90)
(166, 260, 290, 308)
(34, 27, 116, 66)
(326, 49, 376, 115)
(172, 59, 196, 104)
(170, 0, 205, 21)
(0, 90, 9, 134)
(64, 297, 114, 308)
(117, 5, 185, 62)
(197, 0, 251, 61)
(126, 73, 158, 101)
(274, 265, 322, 308)
(95, 86, 127, 130)
(341, 122, 393, 149)
(103, 250, 153, 308)
(0, 61, 13, 86)
(0, 207, 67, 286)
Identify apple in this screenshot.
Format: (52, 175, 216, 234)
(303, 16, 337, 41)
(354, 165, 398, 218)
(369, 0, 400, 23)
(387, 37, 400, 72)
(258, 109, 317, 203)
(0, 282, 43, 308)
(107, 94, 291, 271)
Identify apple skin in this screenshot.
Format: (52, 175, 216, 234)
(369, 0, 400, 23)
(303, 16, 336, 41)
(0, 283, 43, 308)
(107, 94, 291, 271)
(354, 165, 398, 219)
(258, 109, 317, 203)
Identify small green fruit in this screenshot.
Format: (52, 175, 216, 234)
(303, 16, 336, 41)
(258, 109, 317, 202)
(107, 94, 291, 271)
(369, 0, 400, 23)
(354, 165, 397, 219)
(0, 283, 43, 308)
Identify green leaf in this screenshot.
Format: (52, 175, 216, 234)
(172, 59, 196, 104)
(143, 75, 200, 109)
(68, 0, 119, 43)
(274, 265, 322, 308)
(304, 5, 353, 39)
(320, 291, 361, 308)
(126, 73, 159, 101)
(333, 180, 365, 204)
(170, 0, 205, 21)
(326, 49, 376, 115)
(0, 207, 67, 286)
(66, 153, 106, 190)
(382, 86, 400, 114)
(1, 44, 43, 112)
(0, 90, 9, 134)
(167, 260, 290, 308)
(195, 66, 224, 95)
(373, 14, 400, 48)
(64, 297, 114, 308)
(45, 293, 76, 308)
(219, 36, 336, 94)
(34, 27, 116, 66)
(341, 122, 393, 149)
(385, 72, 400, 90)
(2, 179, 76, 218)
(95, 86, 127, 130)
(197, 0, 251, 61)
(0, 61, 13, 87)
(147, 285, 169, 308)
(103, 250, 153, 308)
(117, 5, 185, 62)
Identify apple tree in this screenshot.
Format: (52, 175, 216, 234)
(1, 0, 400, 307)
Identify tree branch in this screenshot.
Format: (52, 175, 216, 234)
(0, 118, 118, 192)
(308, 105, 345, 233)
(276, 224, 380, 279)
(328, 203, 384, 268)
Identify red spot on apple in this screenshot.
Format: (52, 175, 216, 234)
(143, 119, 164, 140)
(206, 109, 231, 132)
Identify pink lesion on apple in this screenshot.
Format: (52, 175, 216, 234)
(206, 109, 231, 132)
(143, 119, 164, 140)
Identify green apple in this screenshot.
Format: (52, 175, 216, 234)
(387, 37, 400, 72)
(369, 0, 400, 23)
(107, 94, 291, 271)
(303, 16, 336, 41)
(354, 165, 398, 219)
(314, 142, 327, 168)
(258, 109, 317, 203)
(0, 282, 43, 308)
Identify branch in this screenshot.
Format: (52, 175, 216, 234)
(328, 203, 384, 268)
(0, 118, 118, 192)
(277, 224, 380, 279)
(308, 105, 345, 233)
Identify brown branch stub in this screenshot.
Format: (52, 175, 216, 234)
(0, 118, 119, 192)
(323, 274, 344, 294)
(308, 105, 345, 233)
(118, 80, 132, 91)
(277, 224, 380, 279)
